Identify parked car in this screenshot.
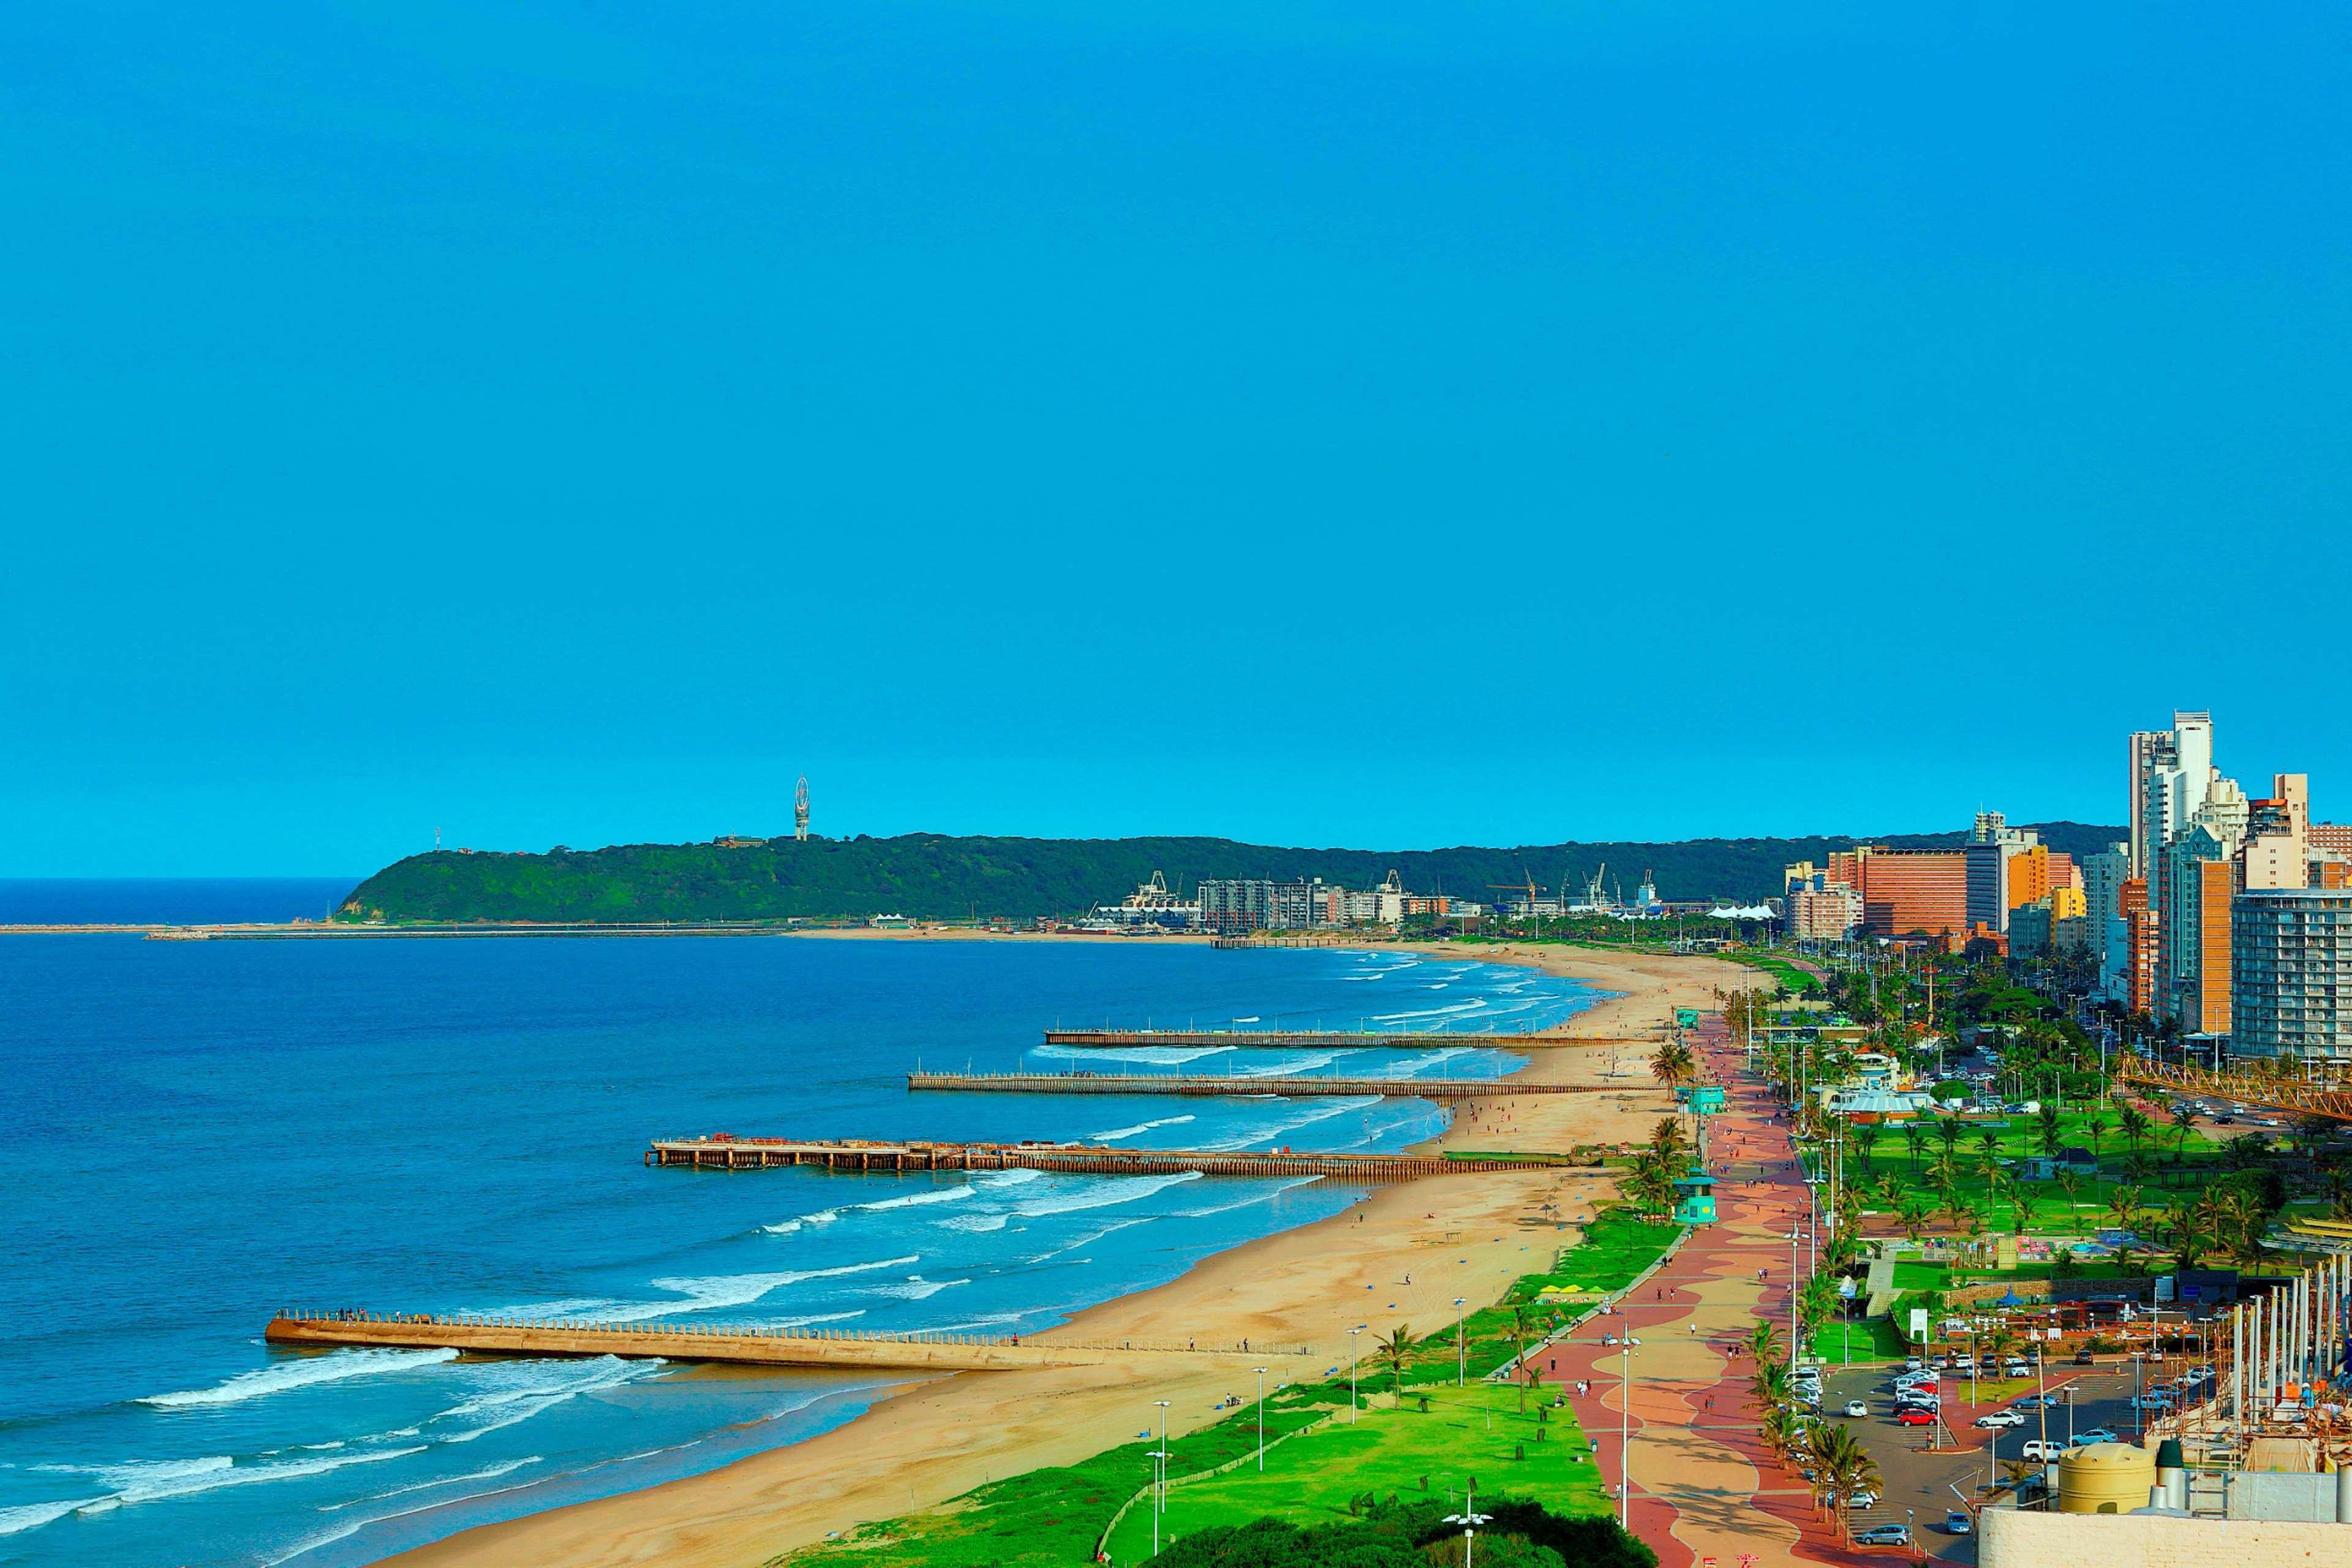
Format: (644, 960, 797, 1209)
(2019, 1439, 2064, 1461)
(1975, 1410, 2025, 1428)
(1842, 1400, 1869, 1418)
(2002, 1361, 2032, 1378)
(1904, 1356, 1925, 1371)
(1896, 1406, 1936, 1427)
(2013, 1393, 2052, 1409)
(2131, 1392, 2176, 1411)
(1853, 1525, 1912, 1547)
(1945, 1512, 1974, 1536)
(2076, 1428, 2120, 1444)
(2072, 1348, 2097, 1365)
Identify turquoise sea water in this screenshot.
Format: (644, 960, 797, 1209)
(0, 914, 1597, 1567)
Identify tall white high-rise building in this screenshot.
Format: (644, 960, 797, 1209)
(2082, 843, 2130, 996)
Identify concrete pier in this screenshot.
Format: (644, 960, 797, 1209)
(907, 1070, 1627, 1101)
(647, 1136, 1568, 1178)
(1041, 1028, 1643, 1050)
(264, 1312, 1300, 1371)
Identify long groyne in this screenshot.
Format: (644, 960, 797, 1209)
(263, 1311, 1302, 1371)
(647, 1136, 1569, 1178)
(1041, 1028, 1645, 1050)
(907, 1071, 1631, 1101)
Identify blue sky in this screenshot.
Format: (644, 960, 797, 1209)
(5, 2, 2349, 876)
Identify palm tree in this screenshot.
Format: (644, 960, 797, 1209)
(1375, 1324, 1416, 1396)
(2037, 1104, 2064, 1158)
(2083, 1107, 2109, 1171)
(1649, 1117, 1691, 1167)
(2010, 1183, 2037, 1238)
(1900, 1197, 1931, 1242)
(1937, 1117, 1963, 1165)
(2117, 1102, 2152, 1166)
(1650, 1039, 1696, 1093)
(1810, 1424, 1882, 1539)
(2054, 1170, 2082, 1232)
(1977, 1126, 2002, 1166)
(1903, 1122, 1928, 1174)
(1507, 1305, 1536, 1412)
(2106, 1185, 2144, 1250)
(2169, 1104, 2197, 1178)
(1854, 1123, 1879, 1174)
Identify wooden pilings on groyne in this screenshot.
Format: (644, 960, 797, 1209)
(647, 1136, 1569, 1180)
(907, 1071, 1623, 1101)
(1041, 1028, 1642, 1050)
(263, 1312, 1306, 1371)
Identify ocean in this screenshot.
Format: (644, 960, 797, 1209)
(0, 897, 1599, 1568)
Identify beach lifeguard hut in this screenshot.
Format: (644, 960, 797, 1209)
(1678, 1084, 1727, 1117)
(1675, 1008, 1702, 1029)
(1672, 1166, 1717, 1226)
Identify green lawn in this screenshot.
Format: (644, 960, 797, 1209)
(1812, 1317, 1907, 1362)
(1846, 1104, 2239, 1236)
(777, 1209, 1676, 1568)
(1104, 1384, 1605, 1566)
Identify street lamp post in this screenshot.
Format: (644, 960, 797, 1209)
(1154, 1399, 1170, 1521)
(1620, 1335, 1640, 1528)
(1349, 1327, 1366, 1422)
(1455, 1298, 1469, 1387)
(1254, 1368, 1267, 1471)
(1788, 1228, 1802, 1368)
(1443, 1484, 1491, 1568)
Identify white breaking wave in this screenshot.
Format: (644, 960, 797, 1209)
(1176, 1175, 1325, 1217)
(859, 1275, 970, 1300)
(1029, 1216, 1153, 1261)
(1370, 1000, 1487, 1023)
(1373, 1047, 1473, 1079)
(978, 1167, 1042, 1187)
(1233, 1052, 1336, 1079)
(45, 1446, 427, 1509)
(934, 1212, 1011, 1232)
(322, 1455, 542, 1510)
(0, 1498, 108, 1538)
(426, 1355, 660, 1444)
(1200, 1095, 1382, 1151)
(1089, 1113, 1196, 1141)
(1012, 1170, 1202, 1218)
(851, 1184, 975, 1214)
(138, 1348, 460, 1409)
(1231, 1016, 1260, 1023)
(1035, 1044, 1234, 1066)
(923, 1312, 1027, 1334)
(610, 1255, 921, 1322)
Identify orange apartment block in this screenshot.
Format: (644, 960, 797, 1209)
(1839, 846, 1967, 938)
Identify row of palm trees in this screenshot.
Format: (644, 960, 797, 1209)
(1744, 1321, 1883, 1540)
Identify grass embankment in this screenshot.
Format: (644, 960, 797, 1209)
(777, 1209, 1677, 1568)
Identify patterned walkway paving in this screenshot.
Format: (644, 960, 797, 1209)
(1551, 1016, 1901, 1568)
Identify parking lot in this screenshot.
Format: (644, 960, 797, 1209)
(1799, 1357, 2184, 1559)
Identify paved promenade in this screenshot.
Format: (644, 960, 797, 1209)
(1553, 1016, 1885, 1568)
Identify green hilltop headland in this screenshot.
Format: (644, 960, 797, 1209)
(333, 823, 2123, 925)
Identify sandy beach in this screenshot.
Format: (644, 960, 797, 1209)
(388, 938, 1748, 1568)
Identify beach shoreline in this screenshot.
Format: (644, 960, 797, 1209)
(380, 939, 1744, 1568)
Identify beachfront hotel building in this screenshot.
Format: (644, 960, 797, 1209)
(1833, 845, 1967, 939)
(2230, 886, 2352, 1063)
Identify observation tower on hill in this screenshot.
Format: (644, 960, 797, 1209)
(794, 777, 810, 840)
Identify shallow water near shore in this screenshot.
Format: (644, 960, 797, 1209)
(0, 925, 1596, 1567)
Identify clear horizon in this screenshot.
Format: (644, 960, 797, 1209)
(7, 3, 2347, 876)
